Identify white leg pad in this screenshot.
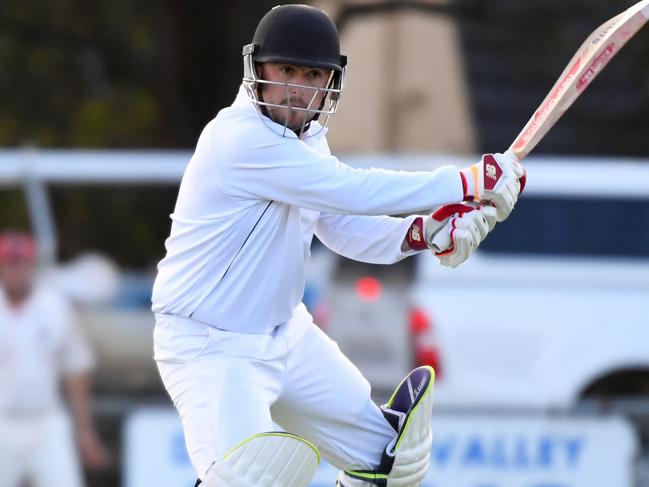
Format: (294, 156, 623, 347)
(384, 379, 433, 486)
(342, 366, 435, 487)
(336, 471, 374, 486)
(202, 432, 320, 487)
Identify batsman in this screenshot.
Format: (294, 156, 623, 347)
(151, 5, 524, 486)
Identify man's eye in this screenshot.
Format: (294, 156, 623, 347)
(280, 66, 294, 75)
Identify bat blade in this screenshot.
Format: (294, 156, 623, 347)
(510, 0, 649, 161)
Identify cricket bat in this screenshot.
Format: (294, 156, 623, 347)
(509, 0, 649, 161)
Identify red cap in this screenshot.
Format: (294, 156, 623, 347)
(0, 232, 37, 262)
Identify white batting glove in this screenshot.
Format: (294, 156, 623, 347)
(439, 205, 497, 267)
(478, 203, 498, 232)
(433, 205, 494, 268)
(460, 150, 525, 222)
(405, 204, 494, 268)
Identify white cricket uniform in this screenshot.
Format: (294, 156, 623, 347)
(0, 285, 95, 487)
(152, 86, 463, 480)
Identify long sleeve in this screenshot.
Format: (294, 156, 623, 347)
(214, 120, 463, 215)
(153, 89, 458, 334)
(315, 213, 421, 264)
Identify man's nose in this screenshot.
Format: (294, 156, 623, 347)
(290, 72, 314, 89)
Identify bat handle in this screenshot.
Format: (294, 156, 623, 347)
(505, 147, 524, 164)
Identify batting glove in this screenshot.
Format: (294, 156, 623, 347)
(406, 204, 496, 268)
(460, 150, 525, 222)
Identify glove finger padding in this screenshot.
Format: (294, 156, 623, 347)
(479, 204, 498, 232)
(437, 229, 471, 268)
(436, 210, 485, 268)
(502, 150, 527, 198)
(421, 204, 496, 268)
(472, 210, 490, 242)
(424, 204, 474, 252)
(492, 175, 520, 222)
(503, 149, 524, 177)
(460, 152, 524, 222)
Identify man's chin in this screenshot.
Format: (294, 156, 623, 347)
(269, 111, 314, 131)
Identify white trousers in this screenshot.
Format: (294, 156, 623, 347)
(154, 304, 394, 481)
(0, 409, 83, 487)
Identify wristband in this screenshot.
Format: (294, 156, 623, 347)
(405, 217, 428, 251)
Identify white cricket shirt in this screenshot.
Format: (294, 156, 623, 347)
(0, 286, 95, 415)
(152, 86, 464, 334)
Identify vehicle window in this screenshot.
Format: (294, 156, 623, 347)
(480, 196, 649, 257)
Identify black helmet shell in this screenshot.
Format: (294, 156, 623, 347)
(246, 4, 347, 72)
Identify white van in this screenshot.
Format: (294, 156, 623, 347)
(411, 157, 649, 411)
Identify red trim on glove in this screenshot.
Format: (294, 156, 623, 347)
(460, 172, 475, 202)
(436, 218, 458, 256)
(406, 217, 428, 251)
(432, 204, 475, 256)
(519, 168, 527, 194)
(432, 204, 473, 222)
(460, 172, 469, 201)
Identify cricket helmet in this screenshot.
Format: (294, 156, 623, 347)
(242, 4, 347, 135)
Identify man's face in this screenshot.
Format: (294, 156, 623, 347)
(257, 63, 332, 132)
(0, 258, 35, 300)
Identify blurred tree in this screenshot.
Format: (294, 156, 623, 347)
(167, 0, 291, 142)
(49, 185, 179, 267)
(0, 0, 288, 148)
(0, 189, 30, 229)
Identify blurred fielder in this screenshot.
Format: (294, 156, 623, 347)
(152, 5, 524, 486)
(0, 232, 109, 487)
